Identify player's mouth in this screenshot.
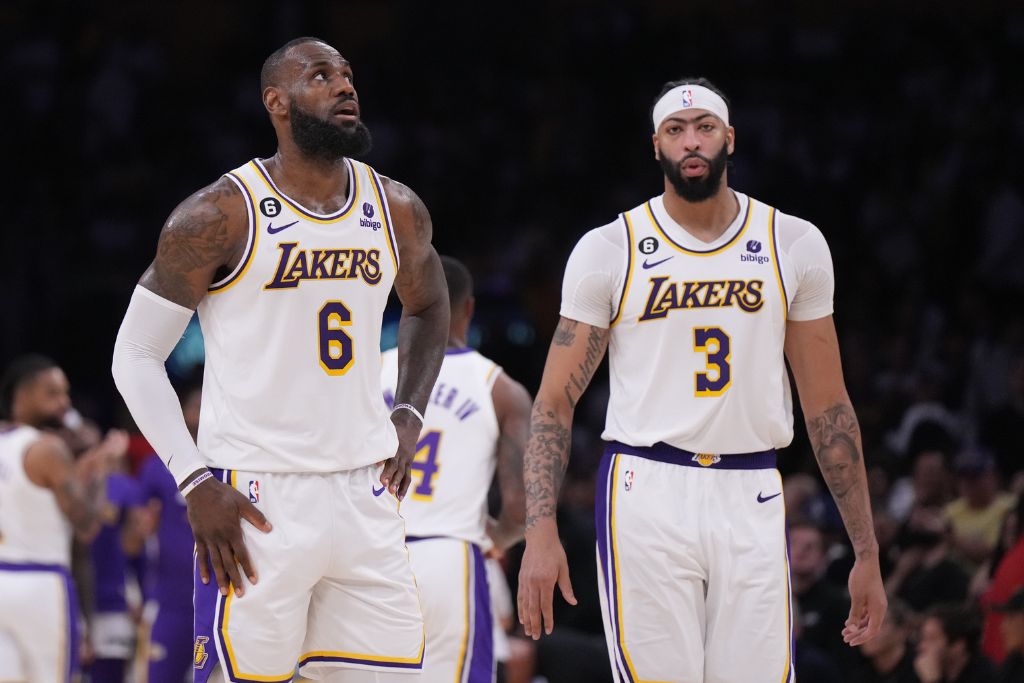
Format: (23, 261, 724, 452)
(332, 101, 360, 123)
(681, 157, 708, 178)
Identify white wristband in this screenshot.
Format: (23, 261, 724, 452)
(391, 403, 424, 424)
(180, 470, 214, 498)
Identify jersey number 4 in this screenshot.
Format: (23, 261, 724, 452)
(318, 301, 354, 375)
(693, 327, 731, 396)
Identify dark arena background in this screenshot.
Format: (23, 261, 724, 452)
(3, 1, 1023, 682)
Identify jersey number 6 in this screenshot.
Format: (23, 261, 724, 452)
(693, 327, 731, 396)
(318, 301, 354, 375)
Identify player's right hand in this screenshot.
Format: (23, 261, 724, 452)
(517, 521, 577, 640)
(187, 477, 272, 598)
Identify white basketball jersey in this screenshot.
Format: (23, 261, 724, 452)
(604, 194, 793, 453)
(0, 425, 71, 566)
(380, 348, 502, 547)
(197, 158, 399, 473)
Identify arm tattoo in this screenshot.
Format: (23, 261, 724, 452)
(58, 476, 105, 536)
(807, 403, 874, 554)
(564, 326, 608, 410)
(524, 399, 572, 529)
(553, 319, 577, 347)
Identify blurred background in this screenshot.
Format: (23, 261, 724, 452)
(3, 1, 1023, 681)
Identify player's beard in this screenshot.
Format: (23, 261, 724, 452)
(660, 143, 729, 202)
(289, 101, 373, 163)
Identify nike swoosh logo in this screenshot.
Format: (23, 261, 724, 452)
(642, 256, 673, 269)
(372, 485, 387, 497)
(757, 491, 782, 503)
(267, 220, 299, 234)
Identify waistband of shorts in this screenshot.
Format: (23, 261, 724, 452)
(604, 440, 776, 470)
(0, 560, 71, 576)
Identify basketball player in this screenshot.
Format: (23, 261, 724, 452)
(517, 78, 888, 682)
(0, 355, 123, 683)
(380, 256, 531, 683)
(111, 37, 449, 682)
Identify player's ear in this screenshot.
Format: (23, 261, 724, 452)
(652, 134, 661, 160)
(465, 296, 475, 321)
(263, 86, 288, 117)
(726, 126, 735, 156)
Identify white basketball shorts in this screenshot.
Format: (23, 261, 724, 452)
(193, 465, 424, 683)
(596, 441, 794, 683)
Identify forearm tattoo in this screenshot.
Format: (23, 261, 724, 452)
(524, 399, 572, 529)
(563, 325, 608, 410)
(807, 403, 874, 554)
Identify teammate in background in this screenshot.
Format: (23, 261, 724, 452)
(86, 446, 146, 682)
(112, 36, 448, 682)
(517, 78, 887, 682)
(137, 375, 203, 683)
(0, 355, 123, 683)
(381, 256, 531, 682)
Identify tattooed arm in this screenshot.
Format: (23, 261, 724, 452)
(113, 177, 271, 598)
(518, 316, 610, 639)
(786, 315, 887, 646)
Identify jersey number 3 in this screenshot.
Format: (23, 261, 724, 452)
(693, 327, 731, 396)
(318, 301, 354, 375)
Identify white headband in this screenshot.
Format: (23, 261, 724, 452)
(652, 84, 729, 131)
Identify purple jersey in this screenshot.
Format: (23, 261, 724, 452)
(138, 454, 193, 607)
(90, 473, 144, 613)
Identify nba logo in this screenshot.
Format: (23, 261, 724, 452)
(248, 480, 260, 503)
(624, 470, 635, 491)
(363, 202, 375, 218)
(681, 89, 693, 108)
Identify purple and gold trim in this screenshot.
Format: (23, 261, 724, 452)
(605, 440, 776, 470)
(768, 207, 789, 321)
(209, 173, 259, 294)
(595, 453, 637, 682)
(609, 213, 634, 328)
(780, 471, 795, 683)
(445, 347, 475, 356)
(367, 166, 400, 271)
(252, 158, 358, 223)
(645, 196, 752, 256)
(0, 562, 79, 683)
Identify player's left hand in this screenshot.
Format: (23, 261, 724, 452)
(380, 410, 420, 499)
(843, 551, 887, 646)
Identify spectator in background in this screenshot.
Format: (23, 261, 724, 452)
(792, 602, 844, 682)
(889, 447, 954, 524)
(854, 599, 921, 683)
(915, 603, 996, 683)
(887, 505, 969, 616)
(945, 449, 1016, 572)
(980, 495, 1024, 664)
(992, 588, 1024, 683)
(789, 520, 851, 667)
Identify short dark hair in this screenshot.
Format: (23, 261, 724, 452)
(926, 603, 984, 653)
(440, 256, 473, 310)
(0, 354, 59, 419)
(651, 77, 731, 123)
(260, 36, 330, 93)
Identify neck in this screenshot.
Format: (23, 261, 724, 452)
(661, 179, 739, 243)
(872, 642, 905, 674)
(264, 143, 350, 210)
(447, 329, 468, 349)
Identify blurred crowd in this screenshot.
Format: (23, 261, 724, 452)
(3, 1, 1024, 682)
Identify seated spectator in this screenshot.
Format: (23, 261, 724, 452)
(888, 504, 970, 615)
(915, 603, 996, 683)
(889, 447, 955, 524)
(980, 495, 1024, 663)
(945, 449, 1016, 572)
(789, 520, 850, 665)
(854, 599, 921, 683)
(992, 588, 1024, 683)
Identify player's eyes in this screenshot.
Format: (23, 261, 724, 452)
(313, 71, 327, 81)
(667, 126, 681, 134)
(700, 124, 714, 132)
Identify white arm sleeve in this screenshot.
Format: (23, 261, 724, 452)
(778, 216, 835, 321)
(111, 286, 206, 487)
(559, 222, 626, 329)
